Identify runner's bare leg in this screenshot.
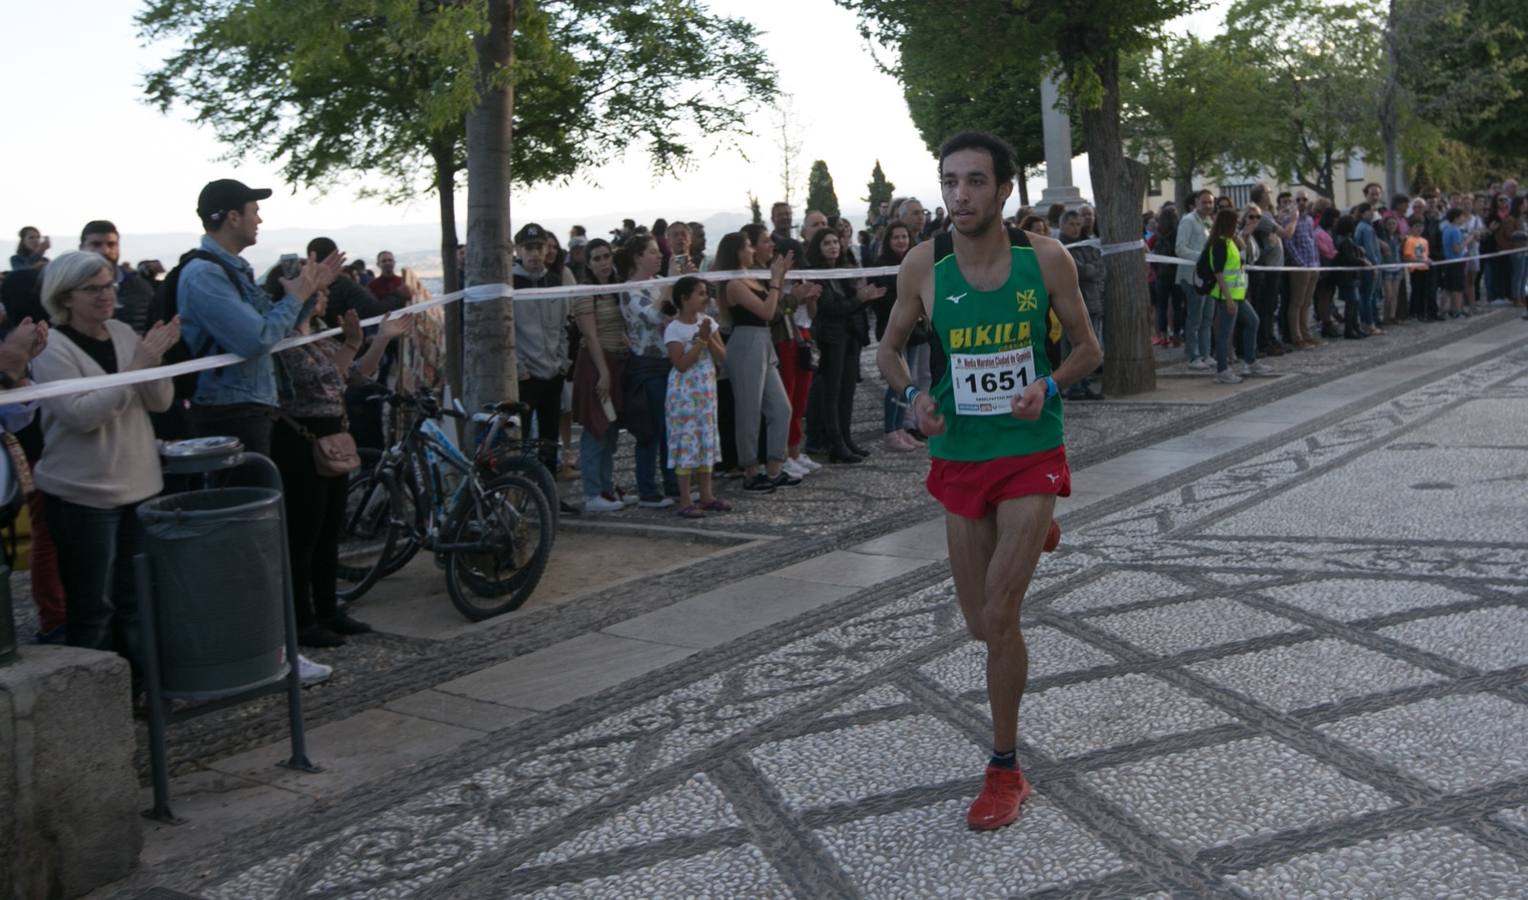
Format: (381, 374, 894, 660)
(947, 510, 998, 643)
(985, 494, 1054, 751)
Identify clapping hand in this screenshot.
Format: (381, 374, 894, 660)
(698, 317, 714, 341)
(132, 316, 182, 370)
(281, 251, 347, 302)
(770, 250, 795, 284)
(860, 283, 887, 303)
(379, 310, 416, 341)
(0, 317, 46, 383)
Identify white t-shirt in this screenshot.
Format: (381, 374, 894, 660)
(663, 314, 718, 349)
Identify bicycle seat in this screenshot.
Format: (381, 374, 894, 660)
(484, 400, 531, 417)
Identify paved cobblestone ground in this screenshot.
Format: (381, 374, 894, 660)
(101, 315, 1528, 897)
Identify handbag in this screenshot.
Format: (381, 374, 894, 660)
(280, 413, 361, 477)
(795, 337, 820, 372)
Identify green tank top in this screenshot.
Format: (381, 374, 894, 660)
(928, 233, 1064, 461)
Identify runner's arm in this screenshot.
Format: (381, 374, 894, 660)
(876, 242, 932, 397)
(1033, 236, 1101, 390)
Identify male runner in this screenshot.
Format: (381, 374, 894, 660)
(878, 131, 1101, 830)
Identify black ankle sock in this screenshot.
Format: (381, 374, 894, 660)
(989, 749, 1017, 770)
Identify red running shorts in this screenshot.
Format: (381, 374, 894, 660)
(925, 445, 1071, 520)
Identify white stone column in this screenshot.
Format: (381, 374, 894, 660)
(1038, 75, 1084, 209)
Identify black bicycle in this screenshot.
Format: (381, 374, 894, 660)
(336, 390, 554, 620)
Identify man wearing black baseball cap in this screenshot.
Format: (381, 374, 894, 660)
(176, 178, 345, 456)
(512, 222, 574, 476)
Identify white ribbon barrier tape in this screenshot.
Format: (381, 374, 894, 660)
(1083, 237, 1528, 273)
(0, 287, 483, 406)
(0, 271, 875, 405)
(7, 242, 1526, 406)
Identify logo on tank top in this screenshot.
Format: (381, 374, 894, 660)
(1016, 289, 1039, 312)
(947, 321, 1032, 350)
(945, 292, 967, 304)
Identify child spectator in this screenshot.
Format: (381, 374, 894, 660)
(663, 276, 729, 519)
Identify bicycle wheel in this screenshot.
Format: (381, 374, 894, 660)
(494, 455, 560, 540)
(444, 474, 553, 620)
(336, 452, 417, 601)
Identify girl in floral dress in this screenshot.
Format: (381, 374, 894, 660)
(663, 276, 729, 519)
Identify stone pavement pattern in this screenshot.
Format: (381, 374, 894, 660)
(116, 330, 1528, 897)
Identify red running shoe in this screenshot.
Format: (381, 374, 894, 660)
(966, 765, 1032, 830)
(1042, 519, 1061, 553)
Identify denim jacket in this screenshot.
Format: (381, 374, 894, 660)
(178, 235, 307, 407)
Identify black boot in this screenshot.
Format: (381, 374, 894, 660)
(828, 443, 863, 463)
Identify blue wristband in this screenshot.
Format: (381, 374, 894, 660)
(903, 384, 920, 405)
(1043, 376, 1059, 400)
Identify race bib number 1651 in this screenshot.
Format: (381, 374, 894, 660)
(950, 346, 1037, 415)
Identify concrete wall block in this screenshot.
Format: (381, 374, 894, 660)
(0, 645, 141, 899)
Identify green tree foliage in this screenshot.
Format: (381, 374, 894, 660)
(806, 161, 841, 218)
(137, 0, 777, 271)
(747, 192, 764, 225)
(1223, 0, 1384, 199)
(888, 3, 1053, 190)
(1385, 0, 1528, 189)
(863, 160, 895, 221)
(1121, 36, 1263, 209)
(839, 0, 1197, 395)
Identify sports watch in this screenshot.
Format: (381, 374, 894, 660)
(1043, 375, 1059, 400)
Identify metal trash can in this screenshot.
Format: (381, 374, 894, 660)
(138, 439, 317, 824)
(137, 486, 289, 700)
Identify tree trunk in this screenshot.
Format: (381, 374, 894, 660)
(432, 143, 463, 402)
(463, 0, 517, 420)
(1173, 161, 1194, 216)
(1079, 48, 1155, 397)
(1380, 0, 1404, 201)
(1018, 169, 1030, 207)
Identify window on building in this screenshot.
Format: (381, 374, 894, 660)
(1223, 184, 1255, 208)
(1346, 150, 1365, 182)
(1148, 181, 1162, 197)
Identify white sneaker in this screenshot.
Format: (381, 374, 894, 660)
(297, 654, 332, 686)
(1239, 362, 1253, 376)
(781, 458, 810, 478)
(1186, 357, 1211, 371)
(1249, 361, 1274, 376)
(584, 495, 625, 513)
(638, 496, 675, 509)
(1214, 369, 1243, 384)
(792, 454, 823, 472)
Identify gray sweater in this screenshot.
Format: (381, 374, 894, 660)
(32, 320, 173, 508)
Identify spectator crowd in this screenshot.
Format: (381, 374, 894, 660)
(4, 171, 1527, 690)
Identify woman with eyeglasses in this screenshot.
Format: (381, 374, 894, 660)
(31, 251, 179, 665)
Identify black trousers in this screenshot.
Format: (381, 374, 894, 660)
(190, 403, 276, 489)
(518, 375, 565, 470)
(271, 418, 347, 629)
(45, 494, 144, 666)
(1409, 269, 1438, 319)
(809, 334, 859, 447)
(1250, 270, 1281, 349)
(717, 375, 738, 471)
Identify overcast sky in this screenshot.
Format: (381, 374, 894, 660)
(1, 0, 1228, 249)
